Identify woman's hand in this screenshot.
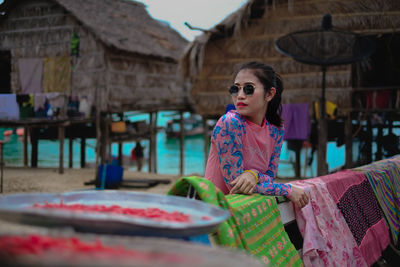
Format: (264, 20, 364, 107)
(230, 172, 257, 195)
(287, 184, 309, 209)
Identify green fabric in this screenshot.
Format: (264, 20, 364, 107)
(168, 176, 303, 267)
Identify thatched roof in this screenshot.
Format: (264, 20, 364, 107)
(181, 0, 400, 117)
(0, 0, 188, 61)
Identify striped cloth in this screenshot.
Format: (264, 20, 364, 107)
(354, 155, 400, 244)
(168, 176, 302, 267)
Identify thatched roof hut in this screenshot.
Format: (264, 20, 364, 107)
(180, 0, 400, 118)
(0, 0, 189, 113)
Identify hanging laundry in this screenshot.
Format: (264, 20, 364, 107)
(321, 170, 389, 266)
(281, 103, 310, 140)
(18, 58, 43, 94)
(43, 56, 71, 93)
(0, 94, 19, 120)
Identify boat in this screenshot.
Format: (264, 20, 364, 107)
(165, 114, 204, 138)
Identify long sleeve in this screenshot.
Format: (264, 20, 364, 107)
(211, 111, 291, 196)
(255, 125, 292, 196)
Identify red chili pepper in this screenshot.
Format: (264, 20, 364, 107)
(32, 202, 192, 223)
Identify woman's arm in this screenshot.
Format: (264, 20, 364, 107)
(212, 112, 291, 196)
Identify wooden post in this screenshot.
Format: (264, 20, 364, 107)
(31, 128, 38, 168)
(376, 124, 383, 161)
(345, 112, 353, 168)
(154, 111, 158, 174)
(317, 66, 328, 176)
(149, 112, 154, 173)
(58, 124, 65, 174)
(295, 143, 301, 178)
(366, 117, 373, 164)
(23, 126, 28, 167)
(179, 110, 185, 176)
(118, 142, 122, 166)
(69, 137, 73, 168)
(80, 138, 86, 168)
(202, 116, 210, 170)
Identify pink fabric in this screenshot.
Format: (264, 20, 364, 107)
(205, 111, 291, 196)
(292, 178, 367, 267)
(320, 170, 390, 266)
(18, 58, 43, 94)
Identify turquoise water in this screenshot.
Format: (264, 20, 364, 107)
(0, 111, 346, 177)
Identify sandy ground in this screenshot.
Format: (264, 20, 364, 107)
(1, 166, 181, 195)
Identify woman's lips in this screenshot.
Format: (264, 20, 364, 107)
(236, 102, 247, 108)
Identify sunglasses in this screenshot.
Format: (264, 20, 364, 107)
(229, 84, 255, 96)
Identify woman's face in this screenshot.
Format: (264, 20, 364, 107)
(232, 69, 275, 125)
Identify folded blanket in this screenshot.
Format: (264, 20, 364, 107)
(321, 170, 389, 266)
(291, 178, 367, 267)
(354, 156, 400, 244)
(168, 176, 302, 266)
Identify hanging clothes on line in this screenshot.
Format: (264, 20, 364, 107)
(0, 94, 19, 120)
(18, 58, 43, 94)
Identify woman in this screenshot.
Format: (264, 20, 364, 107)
(205, 61, 308, 208)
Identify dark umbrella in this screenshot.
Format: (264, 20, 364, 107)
(275, 14, 375, 175)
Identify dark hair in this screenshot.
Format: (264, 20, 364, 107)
(233, 61, 283, 127)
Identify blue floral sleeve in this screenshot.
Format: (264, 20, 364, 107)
(212, 111, 292, 196)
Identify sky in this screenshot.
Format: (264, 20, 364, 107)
(134, 0, 247, 41)
(0, 0, 247, 41)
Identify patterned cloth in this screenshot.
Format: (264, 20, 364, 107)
(291, 178, 367, 267)
(168, 176, 302, 267)
(354, 156, 400, 244)
(321, 170, 389, 266)
(204, 110, 291, 196)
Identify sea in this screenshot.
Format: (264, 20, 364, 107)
(0, 111, 349, 178)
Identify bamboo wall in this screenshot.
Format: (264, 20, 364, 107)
(0, 0, 106, 102)
(105, 51, 189, 113)
(188, 0, 400, 117)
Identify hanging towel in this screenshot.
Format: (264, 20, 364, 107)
(168, 176, 303, 267)
(18, 58, 43, 94)
(291, 178, 367, 267)
(321, 170, 389, 266)
(354, 156, 400, 244)
(0, 94, 19, 120)
(281, 103, 310, 140)
(43, 56, 71, 93)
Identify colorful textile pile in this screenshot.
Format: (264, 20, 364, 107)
(321, 170, 390, 266)
(291, 178, 368, 266)
(168, 176, 302, 267)
(354, 156, 400, 244)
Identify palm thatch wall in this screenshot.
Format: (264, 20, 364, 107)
(0, 0, 189, 113)
(180, 0, 400, 118)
